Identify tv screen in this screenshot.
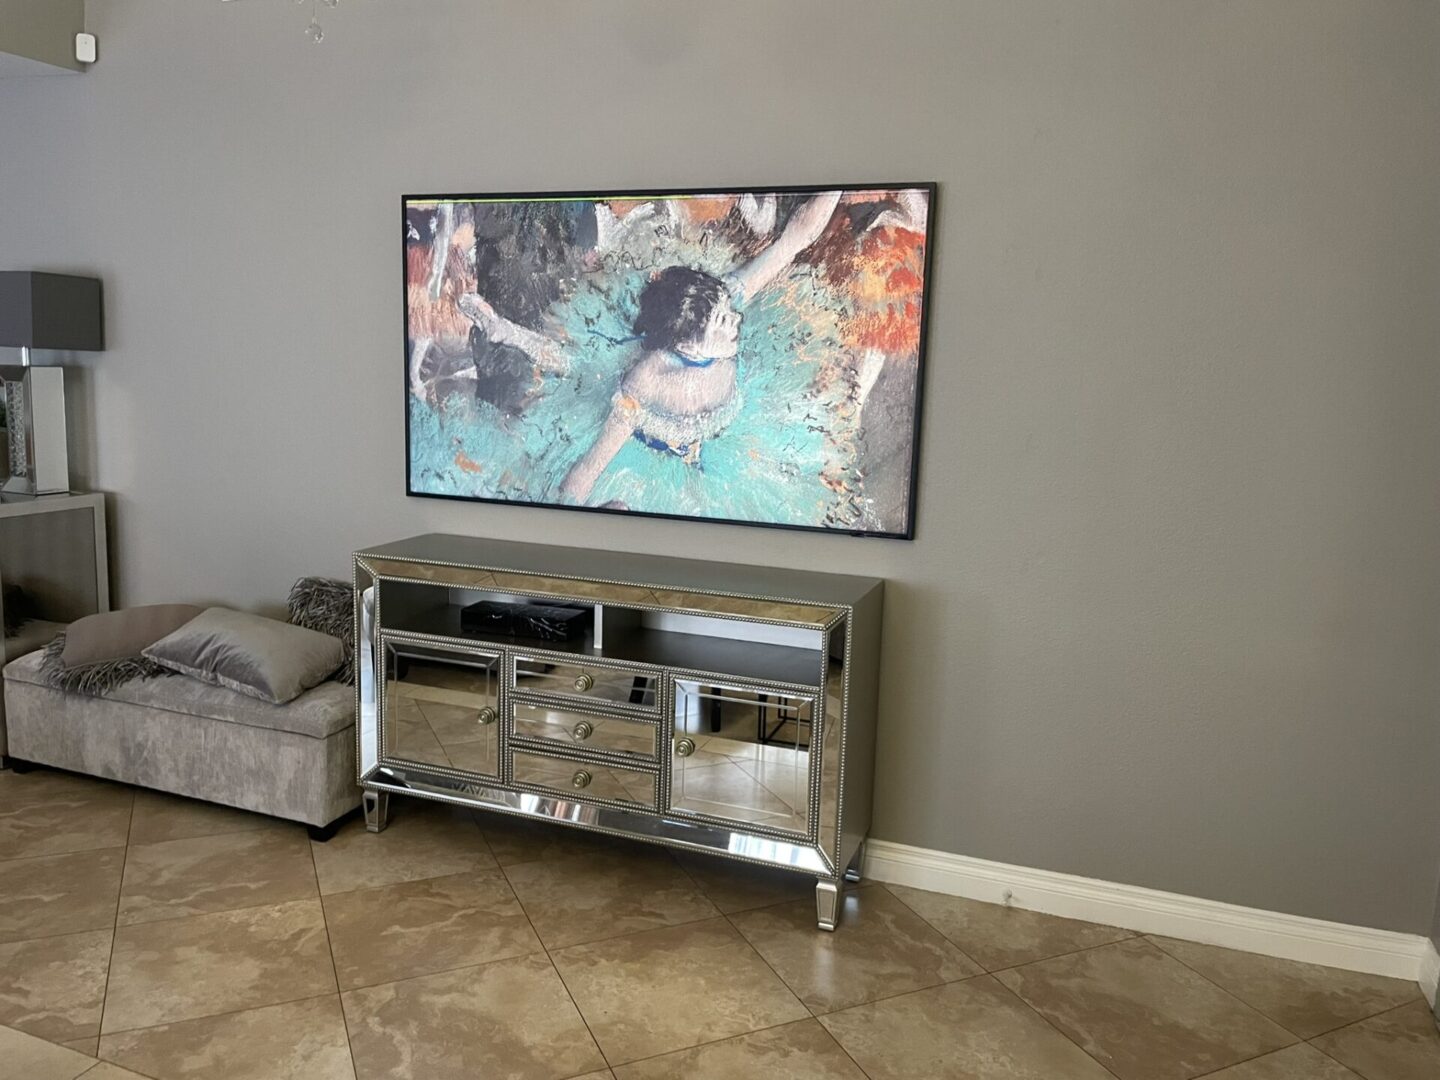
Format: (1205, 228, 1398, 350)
(403, 184, 934, 538)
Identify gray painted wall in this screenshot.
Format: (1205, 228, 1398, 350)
(2, 0, 1438, 933)
(0, 0, 84, 72)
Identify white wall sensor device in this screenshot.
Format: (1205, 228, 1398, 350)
(75, 33, 97, 64)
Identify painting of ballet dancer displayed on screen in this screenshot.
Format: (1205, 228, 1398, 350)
(403, 183, 935, 538)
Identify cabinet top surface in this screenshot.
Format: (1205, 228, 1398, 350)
(356, 533, 881, 608)
(0, 491, 103, 516)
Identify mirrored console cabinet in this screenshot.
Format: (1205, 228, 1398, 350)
(354, 534, 883, 929)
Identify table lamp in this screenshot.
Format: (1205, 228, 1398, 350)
(0, 272, 104, 496)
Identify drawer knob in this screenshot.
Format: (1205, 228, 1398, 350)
(573, 672, 595, 692)
(676, 738, 696, 758)
(476, 706, 498, 726)
(572, 721, 594, 741)
(571, 770, 592, 790)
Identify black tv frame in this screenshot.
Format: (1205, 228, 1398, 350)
(402, 182, 936, 541)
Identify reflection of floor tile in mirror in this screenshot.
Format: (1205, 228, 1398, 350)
(733, 758, 809, 813)
(417, 699, 488, 745)
(695, 736, 806, 769)
(587, 718, 657, 756)
(388, 716, 446, 763)
(441, 740, 501, 776)
(621, 776, 660, 807)
(672, 761, 804, 829)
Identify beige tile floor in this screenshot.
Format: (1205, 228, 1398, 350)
(1, 767, 1437, 1080)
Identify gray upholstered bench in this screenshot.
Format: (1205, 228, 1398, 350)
(2, 650, 360, 839)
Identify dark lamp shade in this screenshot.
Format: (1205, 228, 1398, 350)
(0, 272, 104, 351)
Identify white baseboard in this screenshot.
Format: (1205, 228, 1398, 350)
(1420, 939, 1439, 1009)
(862, 840, 1430, 984)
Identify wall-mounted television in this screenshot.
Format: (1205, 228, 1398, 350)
(403, 183, 934, 539)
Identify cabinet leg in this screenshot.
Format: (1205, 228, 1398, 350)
(844, 842, 865, 883)
(816, 879, 841, 931)
(363, 789, 389, 833)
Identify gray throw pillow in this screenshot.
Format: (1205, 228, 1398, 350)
(143, 606, 345, 705)
(62, 604, 203, 667)
(40, 604, 203, 694)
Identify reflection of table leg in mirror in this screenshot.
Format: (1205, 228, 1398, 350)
(628, 676, 649, 705)
(363, 789, 390, 833)
(816, 878, 842, 931)
(757, 693, 809, 746)
(709, 688, 722, 733)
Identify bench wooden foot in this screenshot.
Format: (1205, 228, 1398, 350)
(306, 806, 360, 843)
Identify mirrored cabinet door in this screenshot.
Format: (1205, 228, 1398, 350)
(671, 679, 813, 834)
(381, 638, 501, 777)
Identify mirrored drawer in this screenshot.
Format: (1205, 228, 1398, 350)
(511, 749, 657, 809)
(512, 656, 659, 711)
(513, 701, 659, 761)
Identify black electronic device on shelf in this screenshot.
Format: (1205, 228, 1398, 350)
(459, 599, 589, 642)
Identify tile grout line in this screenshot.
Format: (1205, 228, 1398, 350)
(307, 832, 359, 1080)
(878, 879, 1150, 977)
(97, 828, 322, 933)
(92, 990, 344, 1042)
(533, 851, 834, 1075)
(512, 843, 857, 958)
(1185, 1002, 1420, 1079)
(318, 800, 498, 1075)
(877, 878, 1333, 1075)
(0, 843, 127, 868)
(997, 937, 1305, 1079)
(99, 891, 325, 935)
(871, 880, 987, 973)
(336, 943, 548, 996)
(1142, 933, 1405, 1047)
(831, 884, 1126, 1079)
(78, 1044, 165, 1080)
(1301, 1039, 1369, 1077)
(717, 905, 881, 1080)
(1186, 1047, 1298, 1079)
(540, 946, 614, 1073)
(496, 848, 723, 954)
(495, 848, 613, 1071)
(1304, 998, 1429, 1043)
(0, 839, 125, 859)
(94, 784, 137, 1053)
(0, 922, 123, 948)
(716, 880, 1002, 1023)
(985, 975, 1127, 1080)
(606, 1011, 865, 1076)
(663, 854, 876, 1075)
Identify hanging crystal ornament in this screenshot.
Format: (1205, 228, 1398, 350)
(222, 0, 345, 44)
(293, 0, 336, 43)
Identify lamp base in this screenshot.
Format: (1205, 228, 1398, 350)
(0, 366, 69, 496)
